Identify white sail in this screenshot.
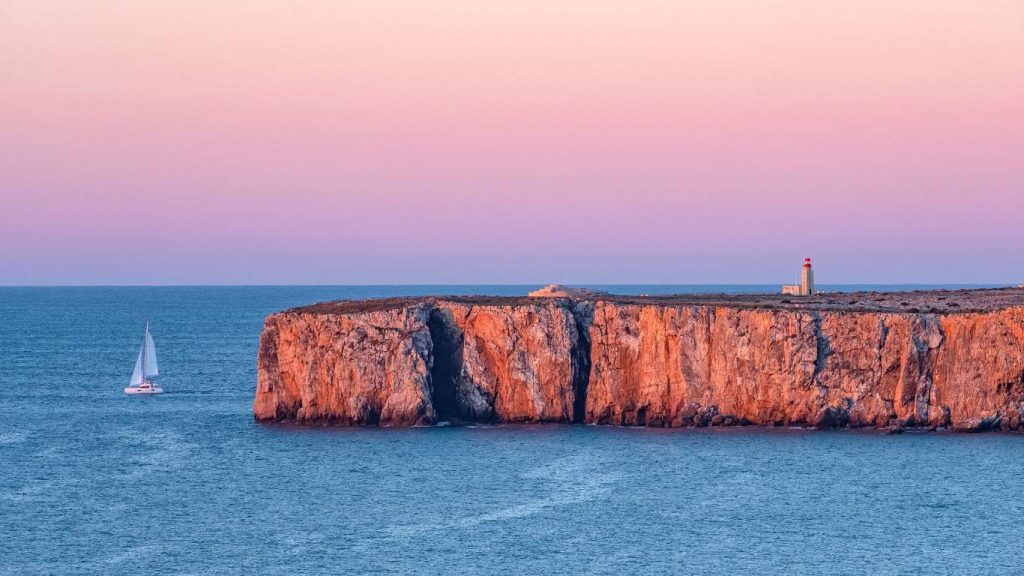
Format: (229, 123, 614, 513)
(130, 345, 144, 386)
(144, 329, 159, 377)
(128, 324, 159, 386)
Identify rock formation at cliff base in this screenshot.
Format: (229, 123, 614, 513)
(255, 289, 1024, 432)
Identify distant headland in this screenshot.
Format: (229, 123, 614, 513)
(255, 286, 1024, 433)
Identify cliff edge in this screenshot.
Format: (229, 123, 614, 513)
(255, 288, 1024, 432)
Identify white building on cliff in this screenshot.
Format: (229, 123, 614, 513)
(782, 258, 816, 296)
(528, 284, 607, 298)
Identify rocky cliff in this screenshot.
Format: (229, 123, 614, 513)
(255, 289, 1024, 432)
(254, 302, 435, 426)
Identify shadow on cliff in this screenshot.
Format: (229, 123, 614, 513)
(427, 308, 463, 423)
(570, 302, 593, 424)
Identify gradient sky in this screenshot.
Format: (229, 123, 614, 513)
(2, 0, 1022, 285)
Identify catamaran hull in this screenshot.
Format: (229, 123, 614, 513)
(124, 386, 163, 395)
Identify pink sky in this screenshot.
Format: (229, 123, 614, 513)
(2, 1, 1022, 285)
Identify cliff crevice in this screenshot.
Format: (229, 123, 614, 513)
(569, 301, 594, 424)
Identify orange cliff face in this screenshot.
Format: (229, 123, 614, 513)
(254, 304, 435, 426)
(429, 300, 579, 423)
(255, 291, 1024, 432)
(586, 304, 1024, 430)
(254, 297, 583, 426)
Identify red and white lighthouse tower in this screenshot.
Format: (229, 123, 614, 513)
(801, 258, 815, 296)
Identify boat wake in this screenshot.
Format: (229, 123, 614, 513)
(388, 449, 622, 536)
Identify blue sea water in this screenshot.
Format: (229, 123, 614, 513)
(1, 285, 1021, 576)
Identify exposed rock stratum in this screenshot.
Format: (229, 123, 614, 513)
(255, 289, 1024, 432)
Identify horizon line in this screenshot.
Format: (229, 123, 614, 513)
(0, 282, 1013, 289)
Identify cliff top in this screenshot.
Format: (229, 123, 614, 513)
(284, 287, 1024, 316)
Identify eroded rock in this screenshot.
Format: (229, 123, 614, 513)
(255, 290, 1024, 431)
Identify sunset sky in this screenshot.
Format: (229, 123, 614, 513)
(2, 0, 1022, 285)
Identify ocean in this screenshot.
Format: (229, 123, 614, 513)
(1, 285, 1021, 575)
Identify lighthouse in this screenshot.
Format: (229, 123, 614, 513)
(782, 258, 816, 296)
(800, 258, 815, 296)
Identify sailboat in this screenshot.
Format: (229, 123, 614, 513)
(125, 322, 163, 395)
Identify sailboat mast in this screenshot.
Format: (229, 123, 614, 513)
(141, 322, 148, 385)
